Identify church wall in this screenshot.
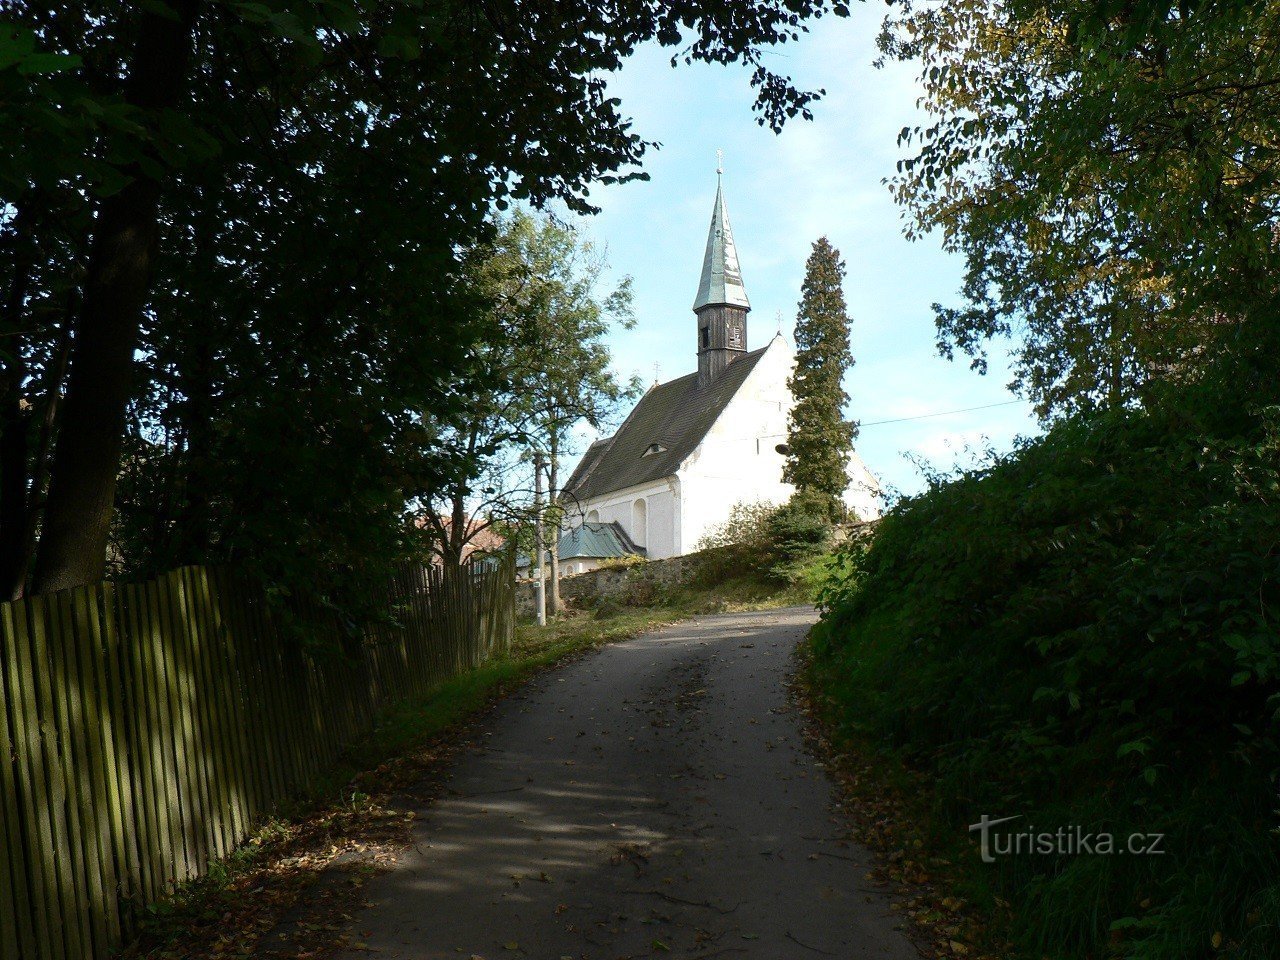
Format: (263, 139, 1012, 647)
(677, 338, 795, 552)
(675, 337, 882, 552)
(567, 476, 680, 560)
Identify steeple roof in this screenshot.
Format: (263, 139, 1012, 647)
(693, 170, 750, 312)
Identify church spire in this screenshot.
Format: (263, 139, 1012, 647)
(694, 158, 750, 384)
(693, 159, 750, 312)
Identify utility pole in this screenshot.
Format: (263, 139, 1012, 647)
(533, 449, 546, 626)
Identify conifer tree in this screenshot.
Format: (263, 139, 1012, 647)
(783, 237, 856, 517)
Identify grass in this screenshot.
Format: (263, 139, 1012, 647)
(126, 558, 821, 958)
(799, 640, 1012, 960)
(124, 602, 696, 958)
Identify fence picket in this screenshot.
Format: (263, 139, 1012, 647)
(4, 601, 57, 960)
(0, 557, 513, 960)
(0, 603, 34, 960)
(65, 587, 121, 949)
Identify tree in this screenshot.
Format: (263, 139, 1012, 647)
(419, 210, 636, 597)
(1, 0, 845, 595)
(5, 0, 855, 599)
(881, 0, 1280, 417)
(783, 237, 855, 518)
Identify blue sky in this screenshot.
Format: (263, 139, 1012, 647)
(566, 6, 1042, 498)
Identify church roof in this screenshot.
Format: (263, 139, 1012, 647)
(692, 174, 750, 311)
(564, 345, 768, 502)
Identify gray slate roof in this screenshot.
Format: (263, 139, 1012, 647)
(564, 346, 767, 502)
(693, 174, 750, 311)
(559, 521, 644, 560)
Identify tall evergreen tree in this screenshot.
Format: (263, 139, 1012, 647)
(783, 237, 855, 517)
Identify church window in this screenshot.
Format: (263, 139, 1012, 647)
(700, 326, 709, 349)
(643, 443, 666, 456)
(586, 509, 600, 524)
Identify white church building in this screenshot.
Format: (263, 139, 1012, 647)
(560, 172, 880, 567)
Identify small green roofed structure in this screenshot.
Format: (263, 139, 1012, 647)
(517, 521, 644, 578)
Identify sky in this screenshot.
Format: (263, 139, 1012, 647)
(565, 6, 1042, 499)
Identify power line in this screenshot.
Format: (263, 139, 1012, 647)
(858, 399, 1025, 428)
(696, 399, 1028, 447)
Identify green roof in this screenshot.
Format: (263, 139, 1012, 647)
(515, 521, 642, 569)
(693, 173, 750, 311)
(564, 346, 767, 502)
(559, 521, 643, 560)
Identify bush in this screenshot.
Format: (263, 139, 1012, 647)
(695, 501, 778, 553)
(765, 491, 835, 579)
(810, 379, 1280, 960)
(696, 495, 834, 586)
(595, 554, 646, 571)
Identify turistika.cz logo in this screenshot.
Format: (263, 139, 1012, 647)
(968, 815, 1166, 863)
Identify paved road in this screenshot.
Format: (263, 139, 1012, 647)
(336, 607, 918, 960)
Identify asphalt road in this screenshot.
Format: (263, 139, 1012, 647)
(334, 606, 918, 960)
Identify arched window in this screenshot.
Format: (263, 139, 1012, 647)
(632, 498, 647, 548)
(586, 509, 600, 524)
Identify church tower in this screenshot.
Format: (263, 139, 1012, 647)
(693, 164, 750, 385)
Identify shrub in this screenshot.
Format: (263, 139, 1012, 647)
(810, 378, 1280, 960)
(765, 490, 835, 579)
(695, 501, 778, 553)
(595, 554, 646, 571)
(695, 495, 834, 586)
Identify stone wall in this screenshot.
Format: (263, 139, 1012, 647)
(516, 547, 732, 618)
(515, 522, 879, 619)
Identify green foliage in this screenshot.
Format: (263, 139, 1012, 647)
(784, 237, 855, 515)
(810, 372, 1280, 959)
(764, 490, 836, 580)
(595, 554, 646, 571)
(419, 210, 637, 566)
(883, 0, 1280, 416)
(695, 500, 778, 552)
(1, 0, 840, 595)
(695, 495, 833, 585)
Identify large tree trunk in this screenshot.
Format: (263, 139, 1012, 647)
(0, 202, 35, 598)
(16, 324, 72, 597)
(31, 1, 200, 594)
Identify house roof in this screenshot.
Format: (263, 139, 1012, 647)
(693, 172, 750, 311)
(564, 345, 768, 502)
(415, 514, 505, 563)
(559, 521, 644, 560)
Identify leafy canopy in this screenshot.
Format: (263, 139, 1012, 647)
(883, 0, 1280, 416)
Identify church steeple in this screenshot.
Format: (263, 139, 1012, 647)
(694, 159, 750, 385)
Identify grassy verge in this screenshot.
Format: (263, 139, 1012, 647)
(125, 603, 687, 959)
(799, 641, 1011, 960)
(805, 384, 1280, 960)
(127, 557, 822, 959)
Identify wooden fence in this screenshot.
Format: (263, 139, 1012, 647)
(0, 557, 515, 960)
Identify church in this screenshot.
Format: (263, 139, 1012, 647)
(558, 172, 880, 571)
